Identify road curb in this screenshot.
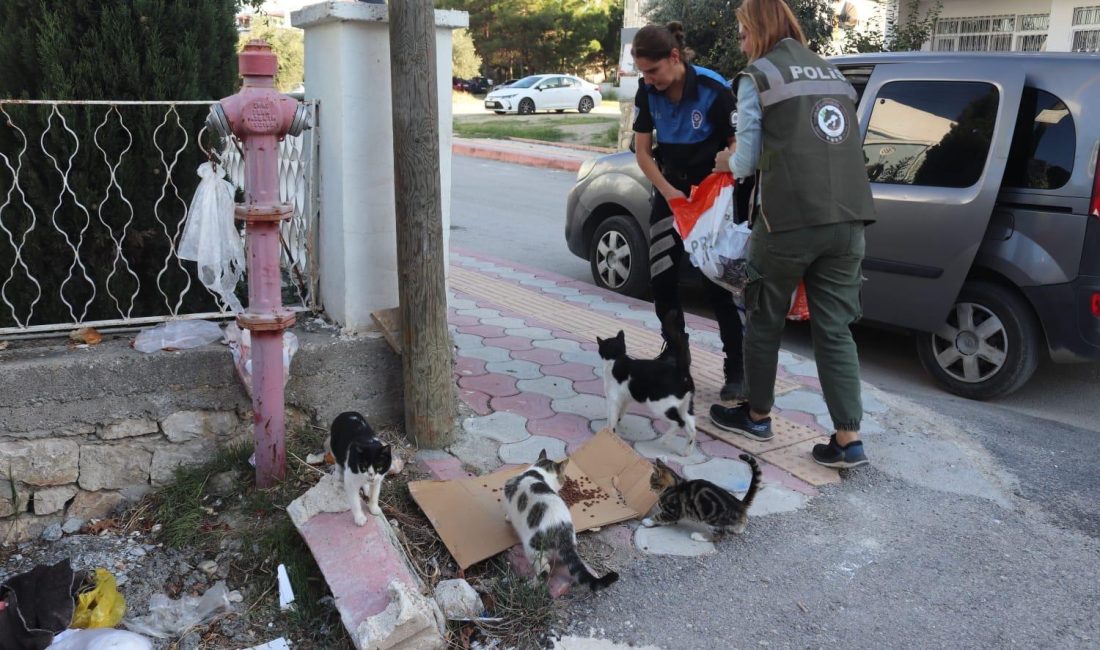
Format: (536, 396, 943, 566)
(452, 142, 583, 172)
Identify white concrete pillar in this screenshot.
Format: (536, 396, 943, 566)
(292, 2, 468, 332)
(1047, 0, 1076, 51)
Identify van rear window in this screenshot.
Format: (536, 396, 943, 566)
(863, 80, 999, 188)
(1003, 88, 1075, 190)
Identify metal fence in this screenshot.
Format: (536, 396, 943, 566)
(0, 99, 319, 338)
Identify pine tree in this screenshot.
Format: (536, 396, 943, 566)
(0, 0, 240, 329)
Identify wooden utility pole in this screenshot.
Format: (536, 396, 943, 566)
(389, 0, 457, 448)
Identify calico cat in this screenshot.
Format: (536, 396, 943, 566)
(327, 411, 393, 527)
(642, 454, 761, 542)
(597, 311, 697, 454)
(502, 450, 619, 592)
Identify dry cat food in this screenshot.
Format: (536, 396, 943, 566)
(559, 476, 608, 508)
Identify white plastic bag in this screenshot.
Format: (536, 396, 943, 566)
(133, 320, 224, 353)
(179, 162, 245, 314)
(223, 322, 299, 397)
(47, 628, 153, 650)
(121, 581, 233, 639)
(670, 172, 752, 296)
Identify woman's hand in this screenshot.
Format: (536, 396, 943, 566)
(714, 145, 736, 173)
(662, 187, 687, 202)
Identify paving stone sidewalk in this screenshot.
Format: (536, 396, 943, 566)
(427, 247, 892, 557)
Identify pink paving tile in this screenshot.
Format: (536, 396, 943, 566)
(527, 412, 594, 446)
(510, 348, 564, 366)
(482, 335, 535, 351)
(458, 388, 493, 415)
(447, 314, 481, 327)
(543, 362, 598, 381)
(417, 456, 473, 481)
(760, 461, 820, 497)
(491, 393, 556, 420)
(457, 324, 508, 338)
(699, 437, 748, 460)
(458, 373, 519, 397)
(789, 374, 822, 391)
(454, 355, 488, 378)
(776, 408, 821, 431)
(572, 378, 604, 395)
(297, 511, 420, 625)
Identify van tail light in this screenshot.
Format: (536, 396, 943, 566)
(1092, 144, 1100, 220)
(1092, 292, 1100, 318)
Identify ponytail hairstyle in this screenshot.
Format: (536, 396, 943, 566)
(736, 0, 806, 60)
(632, 21, 695, 62)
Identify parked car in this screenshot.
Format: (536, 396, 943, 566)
(466, 76, 493, 94)
(484, 74, 602, 115)
(492, 78, 520, 92)
(565, 52, 1100, 399)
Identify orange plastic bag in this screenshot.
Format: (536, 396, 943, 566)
(787, 281, 810, 321)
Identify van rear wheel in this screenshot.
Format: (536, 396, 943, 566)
(916, 280, 1040, 400)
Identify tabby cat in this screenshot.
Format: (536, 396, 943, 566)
(642, 454, 761, 542)
(327, 411, 393, 526)
(597, 311, 697, 455)
(502, 450, 619, 592)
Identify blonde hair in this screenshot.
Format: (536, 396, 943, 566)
(736, 0, 806, 60)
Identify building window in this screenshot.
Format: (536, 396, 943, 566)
(1072, 6, 1100, 51)
(863, 81, 1000, 188)
(934, 15, 1015, 52)
(1072, 29, 1100, 51)
(1073, 6, 1100, 25)
(1016, 34, 1048, 51)
(1018, 13, 1050, 31)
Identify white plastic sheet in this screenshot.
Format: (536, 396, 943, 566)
(179, 162, 245, 314)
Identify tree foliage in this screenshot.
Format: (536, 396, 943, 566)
(0, 0, 241, 328)
(452, 28, 483, 78)
(843, 0, 943, 53)
(436, 0, 623, 79)
(239, 14, 304, 92)
(642, 0, 836, 79)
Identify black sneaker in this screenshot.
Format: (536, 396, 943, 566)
(812, 435, 868, 468)
(709, 403, 773, 441)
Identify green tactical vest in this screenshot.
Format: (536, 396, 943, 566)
(741, 39, 875, 233)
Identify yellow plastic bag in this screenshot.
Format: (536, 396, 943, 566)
(71, 568, 127, 628)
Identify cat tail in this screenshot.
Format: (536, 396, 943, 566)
(561, 543, 618, 592)
(739, 453, 763, 508)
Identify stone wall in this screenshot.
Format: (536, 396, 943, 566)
(0, 326, 402, 544)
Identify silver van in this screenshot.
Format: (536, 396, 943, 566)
(565, 52, 1100, 399)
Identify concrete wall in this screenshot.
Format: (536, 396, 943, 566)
(0, 327, 401, 544)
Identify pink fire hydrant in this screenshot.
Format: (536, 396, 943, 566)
(207, 41, 307, 487)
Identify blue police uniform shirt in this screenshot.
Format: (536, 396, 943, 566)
(632, 64, 736, 174)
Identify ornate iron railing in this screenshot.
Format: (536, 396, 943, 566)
(0, 99, 319, 337)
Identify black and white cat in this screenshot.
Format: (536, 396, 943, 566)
(597, 312, 697, 454)
(643, 454, 761, 542)
(327, 411, 393, 527)
(502, 450, 619, 592)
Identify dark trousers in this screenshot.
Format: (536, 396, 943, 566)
(743, 221, 865, 431)
(648, 179, 744, 378)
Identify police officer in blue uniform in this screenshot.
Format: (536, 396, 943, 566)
(632, 21, 744, 400)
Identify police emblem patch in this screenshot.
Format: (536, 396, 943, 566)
(691, 109, 703, 129)
(811, 98, 849, 144)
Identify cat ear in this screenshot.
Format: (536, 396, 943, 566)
(616, 330, 624, 339)
(554, 458, 569, 475)
(596, 336, 603, 344)
(537, 448, 548, 462)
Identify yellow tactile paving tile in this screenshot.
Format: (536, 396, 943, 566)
(760, 438, 841, 486)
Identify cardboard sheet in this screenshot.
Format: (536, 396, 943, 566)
(409, 429, 658, 569)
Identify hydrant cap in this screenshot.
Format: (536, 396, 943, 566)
(240, 40, 278, 78)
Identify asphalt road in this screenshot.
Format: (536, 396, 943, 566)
(450, 155, 1100, 648)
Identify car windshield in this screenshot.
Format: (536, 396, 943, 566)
(508, 76, 545, 89)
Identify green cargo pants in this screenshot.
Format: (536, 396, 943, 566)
(743, 220, 865, 432)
